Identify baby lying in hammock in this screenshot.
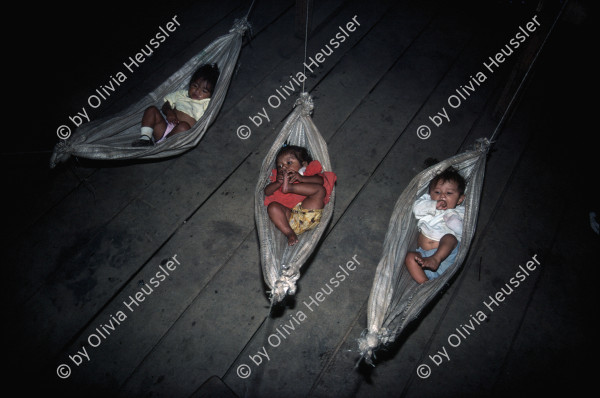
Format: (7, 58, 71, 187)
(132, 63, 220, 147)
(264, 145, 336, 246)
(405, 167, 466, 284)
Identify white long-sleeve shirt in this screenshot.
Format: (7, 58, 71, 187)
(413, 193, 464, 242)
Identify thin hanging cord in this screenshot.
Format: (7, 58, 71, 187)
(488, 1, 568, 143)
(1, 150, 52, 155)
(244, 0, 257, 19)
(302, 0, 309, 93)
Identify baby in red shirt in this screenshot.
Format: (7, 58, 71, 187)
(264, 145, 336, 246)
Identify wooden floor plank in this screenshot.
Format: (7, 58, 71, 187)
(34, 0, 397, 394)
(10, 0, 590, 396)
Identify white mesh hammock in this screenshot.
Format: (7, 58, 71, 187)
(254, 93, 336, 304)
(50, 17, 251, 168)
(357, 138, 491, 364)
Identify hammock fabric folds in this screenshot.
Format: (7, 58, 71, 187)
(50, 18, 251, 168)
(358, 138, 491, 364)
(254, 93, 335, 304)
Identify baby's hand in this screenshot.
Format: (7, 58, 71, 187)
(436, 200, 448, 210)
(165, 110, 179, 125)
(287, 170, 302, 183)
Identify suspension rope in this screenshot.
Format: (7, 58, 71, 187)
(244, 0, 257, 20)
(488, 0, 569, 143)
(302, 0, 310, 93)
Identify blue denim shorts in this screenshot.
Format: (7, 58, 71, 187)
(417, 242, 460, 280)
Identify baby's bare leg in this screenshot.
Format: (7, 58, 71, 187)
(417, 234, 458, 271)
(141, 106, 167, 139)
(267, 202, 298, 246)
(405, 251, 428, 284)
(167, 121, 192, 137)
(282, 181, 326, 210)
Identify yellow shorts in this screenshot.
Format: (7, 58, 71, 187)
(288, 202, 323, 235)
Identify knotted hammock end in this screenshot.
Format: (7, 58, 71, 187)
(50, 140, 73, 169)
(294, 92, 314, 116)
(269, 275, 298, 304)
(357, 328, 391, 365)
(230, 17, 252, 35)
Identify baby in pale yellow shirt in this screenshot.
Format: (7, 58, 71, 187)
(133, 63, 220, 146)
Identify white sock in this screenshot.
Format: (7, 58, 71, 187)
(140, 126, 153, 141)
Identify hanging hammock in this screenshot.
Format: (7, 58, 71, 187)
(355, 0, 568, 365)
(254, 93, 336, 304)
(357, 138, 491, 364)
(50, 17, 251, 168)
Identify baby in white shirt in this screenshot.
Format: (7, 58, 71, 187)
(405, 166, 466, 284)
(132, 63, 220, 147)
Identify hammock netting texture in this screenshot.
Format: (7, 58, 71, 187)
(50, 18, 251, 168)
(254, 93, 335, 304)
(357, 138, 491, 364)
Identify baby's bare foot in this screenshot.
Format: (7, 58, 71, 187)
(281, 171, 290, 193)
(285, 231, 299, 246)
(414, 254, 424, 266)
(419, 256, 440, 271)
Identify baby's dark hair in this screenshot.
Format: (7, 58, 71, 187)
(275, 144, 313, 165)
(190, 63, 220, 93)
(429, 166, 466, 196)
